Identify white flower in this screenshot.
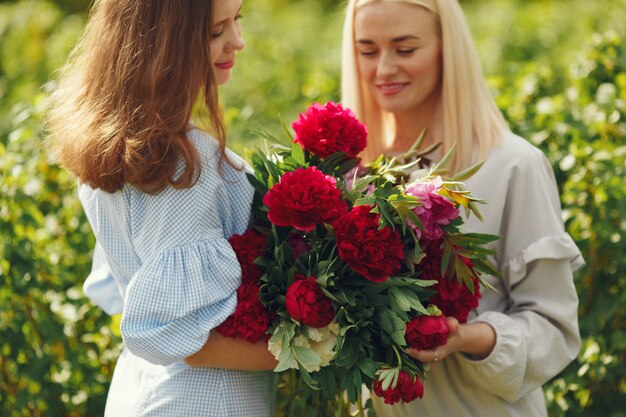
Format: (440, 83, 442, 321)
(306, 321, 340, 369)
(268, 321, 340, 373)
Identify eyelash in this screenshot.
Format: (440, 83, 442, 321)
(211, 14, 243, 38)
(359, 48, 416, 57)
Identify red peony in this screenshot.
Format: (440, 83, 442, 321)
(263, 166, 348, 232)
(373, 370, 424, 405)
(292, 102, 367, 159)
(334, 205, 405, 282)
(285, 274, 335, 328)
(228, 229, 268, 286)
(405, 314, 449, 350)
(420, 242, 481, 323)
(216, 284, 274, 343)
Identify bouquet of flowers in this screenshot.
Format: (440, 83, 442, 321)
(216, 102, 499, 414)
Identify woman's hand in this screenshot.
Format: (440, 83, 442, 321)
(406, 317, 496, 364)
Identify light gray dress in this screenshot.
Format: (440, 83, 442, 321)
(374, 132, 584, 417)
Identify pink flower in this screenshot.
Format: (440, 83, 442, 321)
(406, 177, 459, 241)
(292, 102, 367, 159)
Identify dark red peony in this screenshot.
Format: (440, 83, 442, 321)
(263, 166, 348, 232)
(228, 229, 268, 286)
(292, 102, 367, 159)
(334, 205, 405, 282)
(286, 233, 310, 259)
(373, 370, 424, 405)
(285, 274, 335, 328)
(420, 241, 481, 323)
(216, 284, 274, 343)
(405, 314, 449, 350)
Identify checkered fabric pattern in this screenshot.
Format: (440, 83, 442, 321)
(79, 128, 272, 417)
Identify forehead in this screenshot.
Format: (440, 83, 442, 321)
(212, 0, 243, 22)
(354, 2, 436, 39)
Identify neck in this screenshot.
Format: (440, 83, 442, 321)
(387, 100, 442, 155)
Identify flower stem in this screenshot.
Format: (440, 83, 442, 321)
(392, 345, 403, 368)
(356, 391, 366, 417)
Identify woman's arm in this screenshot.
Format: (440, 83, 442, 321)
(411, 258, 580, 403)
(407, 318, 497, 362)
(185, 332, 278, 371)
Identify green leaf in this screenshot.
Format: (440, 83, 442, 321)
(293, 345, 321, 367)
(451, 160, 485, 182)
(291, 142, 306, 165)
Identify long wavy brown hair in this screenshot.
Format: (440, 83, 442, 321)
(45, 0, 231, 194)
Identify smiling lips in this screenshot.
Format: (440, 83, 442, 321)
(376, 82, 409, 95)
(215, 60, 235, 70)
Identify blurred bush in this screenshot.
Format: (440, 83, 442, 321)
(0, 0, 624, 416)
(0, 2, 121, 416)
(495, 30, 626, 417)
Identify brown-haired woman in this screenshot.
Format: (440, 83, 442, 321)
(45, 1, 276, 416)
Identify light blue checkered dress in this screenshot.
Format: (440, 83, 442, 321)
(79, 128, 273, 417)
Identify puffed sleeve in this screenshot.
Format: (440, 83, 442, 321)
(121, 238, 241, 366)
(83, 241, 124, 316)
(456, 138, 583, 402)
(118, 133, 254, 366)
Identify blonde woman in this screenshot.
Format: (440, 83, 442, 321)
(45, 0, 276, 416)
(342, 0, 584, 416)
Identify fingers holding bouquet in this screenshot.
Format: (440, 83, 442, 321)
(405, 315, 459, 364)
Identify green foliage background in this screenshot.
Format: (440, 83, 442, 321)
(1, 0, 624, 415)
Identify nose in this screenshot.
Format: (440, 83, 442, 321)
(376, 51, 398, 77)
(226, 26, 245, 52)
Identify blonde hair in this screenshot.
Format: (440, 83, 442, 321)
(342, 0, 508, 172)
(45, 0, 231, 194)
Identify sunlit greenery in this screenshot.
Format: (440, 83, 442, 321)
(1, 0, 624, 416)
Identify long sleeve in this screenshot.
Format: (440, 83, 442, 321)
(78, 128, 255, 366)
(83, 241, 124, 315)
(455, 132, 583, 403)
(456, 258, 580, 402)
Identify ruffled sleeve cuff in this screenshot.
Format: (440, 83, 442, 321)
(456, 311, 528, 402)
(504, 233, 584, 287)
(121, 239, 241, 365)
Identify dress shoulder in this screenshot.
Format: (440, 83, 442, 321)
(475, 131, 584, 286)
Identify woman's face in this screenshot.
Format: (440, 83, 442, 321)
(210, 0, 245, 86)
(354, 2, 442, 116)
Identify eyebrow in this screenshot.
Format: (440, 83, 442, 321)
(356, 35, 420, 44)
(212, 7, 242, 27)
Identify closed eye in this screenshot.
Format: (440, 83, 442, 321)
(212, 26, 224, 38)
(358, 49, 379, 56)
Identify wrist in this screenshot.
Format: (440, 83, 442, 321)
(458, 321, 496, 359)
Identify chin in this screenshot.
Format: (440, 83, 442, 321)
(376, 100, 408, 114)
(215, 71, 232, 86)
